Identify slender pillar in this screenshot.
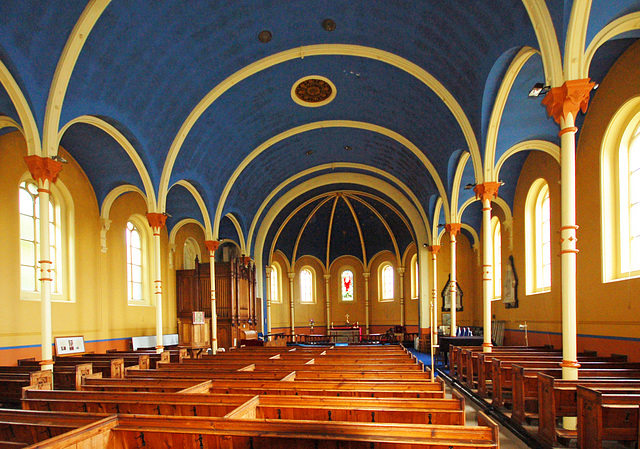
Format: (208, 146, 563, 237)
(324, 274, 331, 333)
(542, 79, 595, 382)
(475, 182, 501, 353)
(146, 213, 167, 353)
(429, 245, 440, 347)
(397, 267, 405, 326)
(288, 271, 296, 335)
(265, 266, 273, 338)
(205, 241, 219, 354)
(24, 156, 63, 372)
(363, 272, 370, 333)
(445, 224, 461, 336)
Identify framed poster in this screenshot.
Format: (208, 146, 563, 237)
(55, 336, 85, 356)
(192, 311, 205, 325)
(503, 255, 519, 309)
(441, 274, 463, 312)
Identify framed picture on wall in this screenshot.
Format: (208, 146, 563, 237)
(503, 255, 519, 309)
(441, 274, 463, 311)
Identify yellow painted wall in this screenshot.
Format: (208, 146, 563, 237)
(435, 232, 478, 329)
(496, 41, 640, 359)
(0, 131, 175, 364)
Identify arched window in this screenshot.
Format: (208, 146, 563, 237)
(492, 217, 502, 299)
(619, 117, 640, 274)
(341, 269, 354, 301)
(19, 178, 74, 301)
(602, 100, 640, 281)
(183, 237, 200, 269)
(270, 263, 282, 303)
(526, 179, 552, 293)
(410, 254, 418, 299)
(126, 222, 144, 302)
(379, 262, 395, 301)
(299, 267, 315, 303)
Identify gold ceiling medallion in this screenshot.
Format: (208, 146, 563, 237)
(291, 76, 336, 107)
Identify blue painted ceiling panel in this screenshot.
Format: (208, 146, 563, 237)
(60, 123, 145, 207)
(165, 184, 205, 233)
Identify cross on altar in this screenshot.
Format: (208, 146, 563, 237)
(345, 313, 350, 324)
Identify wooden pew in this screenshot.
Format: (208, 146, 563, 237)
(0, 370, 52, 408)
(464, 348, 563, 388)
(509, 364, 640, 424)
(577, 386, 640, 449)
(450, 345, 553, 381)
(537, 374, 640, 446)
(492, 359, 640, 408)
(27, 412, 501, 449)
(226, 393, 466, 425)
(0, 409, 108, 447)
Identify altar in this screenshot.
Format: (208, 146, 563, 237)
(329, 326, 361, 344)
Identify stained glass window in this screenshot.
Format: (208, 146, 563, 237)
(126, 221, 144, 301)
(341, 269, 354, 301)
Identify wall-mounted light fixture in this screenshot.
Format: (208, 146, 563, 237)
(528, 83, 550, 97)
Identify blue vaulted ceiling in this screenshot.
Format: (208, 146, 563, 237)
(1, 0, 639, 263)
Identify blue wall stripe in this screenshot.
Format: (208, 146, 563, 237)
(0, 337, 130, 352)
(506, 328, 640, 343)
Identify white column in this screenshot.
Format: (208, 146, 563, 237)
(429, 246, 440, 347)
(24, 156, 63, 373)
(445, 224, 461, 336)
(324, 274, 331, 333)
(397, 267, 405, 326)
(146, 213, 167, 353)
(205, 241, 219, 353)
(363, 272, 370, 333)
(265, 266, 273, 338)
(541, 79, 595, 381)
(288, 271, 296, 335)
(475, 183, 500, 353)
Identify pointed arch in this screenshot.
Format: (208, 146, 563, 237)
(582, 12, 640, 79)
(170, 180, 213, 239)
(61, 115, 156, 211)
(520, 0, 564, 85)
(495, 140, 560, 181)
(42, 0, 111, 156)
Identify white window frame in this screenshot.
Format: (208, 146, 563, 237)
(299, 266, 316, 304)
(525, 179, 552, 294)
(601, 99, 640, 281)
(492, 216, 502, 300)
(378, 262, 395, 302)
(270, 262, 282, 304)
(126, 214, 153, 306)
(410, 254, 418, 299)
(19, 175, 75, 302)
(182, 237, 201, 270)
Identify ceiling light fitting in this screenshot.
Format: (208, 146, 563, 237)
(258, 30, 272, 43)
(528, 83, 550, 97)
(463, 183, 476, 190)
(305, 150, 314, 156)
(322, 19, 336, 31)
(51, 155, 68, 163)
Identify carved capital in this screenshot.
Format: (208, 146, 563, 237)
(542, 79, 596, 126)
(204, 240, 219, 252)
(362, 272, 370, 279)
(146, 213, 167, 230)
(473, 182, 501, 203)
(324, 274, 331, 280)
(265, 265, 273, 277)
(288, 272, 296, 280)
(24, 155, 63, 185)
(429, 245, 441, 255)
(445, 223, 462, 238)
(397, 266, 405, 275)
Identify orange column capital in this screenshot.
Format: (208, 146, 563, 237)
(204, 240, 220, 252)
(428, 245, 441, 255)
(146, 213, 167, 230)
(541, 79, 596, 126)
(473, 182, 501, 203)
(24, 155, 63, 184)
(445, 223, 462, 237)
